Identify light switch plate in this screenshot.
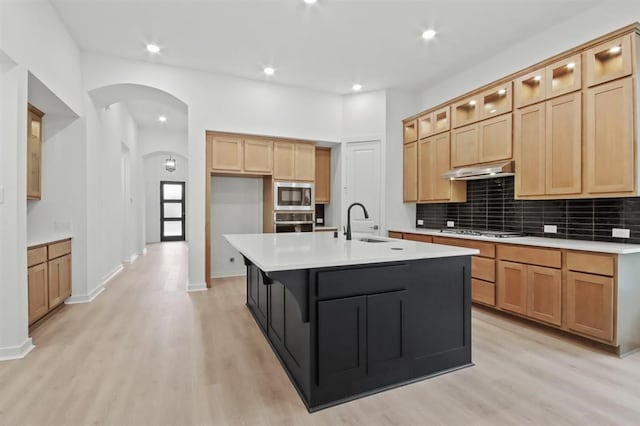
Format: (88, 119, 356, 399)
(612, 228, 630, 238)
(544, 225, 557, 234)
(417, 219, 424, 225)
(447, 221, 455, 227)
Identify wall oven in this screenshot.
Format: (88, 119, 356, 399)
(274, 182, 314, 211)
(274, 212, 314, 233)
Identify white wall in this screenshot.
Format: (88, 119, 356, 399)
(140, 128, 188, 158)
(419, 2, 640, 109)
(211, 176, 264, 278)
(144, 153, 189, 243)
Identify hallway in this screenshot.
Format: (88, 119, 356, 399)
(2, 242, 640, 425)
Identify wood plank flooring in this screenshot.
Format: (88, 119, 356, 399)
(2, 242, 640, 425)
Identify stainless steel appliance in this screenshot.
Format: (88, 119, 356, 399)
(274, 212, 314, 233)
(274, 182, 314, 211)
(439, 228, 525, 238)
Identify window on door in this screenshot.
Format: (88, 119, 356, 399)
(160, 181, 186, 242)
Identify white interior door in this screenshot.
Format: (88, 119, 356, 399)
(345, 141, 382, 236)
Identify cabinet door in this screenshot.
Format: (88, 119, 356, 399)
(480, 84, 512, 120)
(585, 77, 635, 194)
(315, 148, 331, 203)
(27, 109, 42, 200)
(367, 291, 408, 375)
(404, 119, 418, 143)
(546, 92, 582, 195)
(566, 271, 614, 342)
(584, 34, 633, 87)
(28, 263, 48, 324)
(432, 132, 454, 200)
(514, 102, 546, 196)
(210, 136, 242, 172)
(546, 54, 581, 99)
(403, 142, 418, 202)
(273, 142, 295, 180)
(451, 124, 479, 167)
(243, 139, 273, 173)
(514, 69, 546, 108)
(479, 113, 512, 163)
(452, 96, 480, 128)
(294, 143, 315, 181)
(433, 106, 451, 135)
(527, 265, 562, 326)
(48, 254, 71, 308)
(497, 260, 527, 315)
(417, 138, 433, 201)
(317, 296, 367, 386)
(472, 279, 495, 306)
(418, 112, 434, 139)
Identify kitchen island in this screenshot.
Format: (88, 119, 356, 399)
(225, 232, 479, 411)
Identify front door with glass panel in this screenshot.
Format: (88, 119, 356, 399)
(160, 181, 186, 241)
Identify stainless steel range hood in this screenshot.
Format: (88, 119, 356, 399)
(441, 161, 514, 181)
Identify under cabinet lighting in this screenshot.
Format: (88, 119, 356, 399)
(469, 100, 476, 106)
(263, 67, 275, 76)
(158, 115, 167, 123)
(352, 83, 362, 92)
(533, 75, 542, 82)
(146, 44, 160, 54)
(490, 109, 497, 113)
(609, 45, 622, 54)
(422, 29, 437, 40)
(567, 62, 576, 69)
(498, 88, 507, 95)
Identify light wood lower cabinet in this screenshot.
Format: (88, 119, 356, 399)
(566, 271, 614, 342)
(27, 239, 72, 325)
(527, 265, 562, 326)
(497, 261, 528, 315)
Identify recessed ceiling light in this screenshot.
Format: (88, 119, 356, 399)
(146, 44, 160, 54)
(422, 29, 437, 40)
(609, 45, 622, 54)
(263, 67, 275, 76)
(352, 83, 362, 92)
(158, 115, 167, 123)
(303, 0, 317, 4)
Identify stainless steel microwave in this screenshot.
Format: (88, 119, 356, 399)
(274, 182, 314, 211)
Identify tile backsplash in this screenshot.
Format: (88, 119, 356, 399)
(416, 177, 640, 244)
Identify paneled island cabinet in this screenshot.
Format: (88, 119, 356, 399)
(225, 232, 478, 411)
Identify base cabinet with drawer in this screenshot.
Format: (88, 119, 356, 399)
(27, 239, 72, 325)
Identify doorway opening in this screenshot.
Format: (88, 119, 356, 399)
(160, 181, 186, 242)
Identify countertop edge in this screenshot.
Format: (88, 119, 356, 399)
(27, 233, 74, 248)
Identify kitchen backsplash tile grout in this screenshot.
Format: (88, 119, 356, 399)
(415, 176, 640, 244)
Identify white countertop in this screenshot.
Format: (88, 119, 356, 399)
(390, 228, 640, 255)
(27, 233, 73, 248)
(225, 232, 478, 272)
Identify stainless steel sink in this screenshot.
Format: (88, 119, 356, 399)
(358, 238, 389, 243)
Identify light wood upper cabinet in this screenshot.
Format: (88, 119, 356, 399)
(418, 106, 450, 138)
(515, 92, 581, 198)
(243, 139, 273, 174)
(315, 148, 331, 204)
(274, 142, 295, 180)
(294, 143, 315, 182)
(585, 77, 635, 195)
(403, 119, 418, 143)
(546, 54, 582, 99)
(480, 83, 512, 119)
(566, 271, 614, 342)
(28, 263, 48, 325)
(585, 34, 633, 87)
(545, 92, 582, 195)
(210, 135, 243, 172)
(403, 142, 418, 203)
(478, 113, 512, 164)
(452, 96, 481, 128)
(497, 260, 527, 315)
(418, 133, 466, 203)
(527, 265, 562, 326)
(515, 69, 546, 108)
(27, 105, 44, 200)
(451, 124, 479, 167)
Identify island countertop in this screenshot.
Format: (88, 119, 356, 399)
(224, 232, 478, 272)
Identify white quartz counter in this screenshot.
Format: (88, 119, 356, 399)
(27, 233, 73, 248)
(225, 232, 478, 272)
(390, 228, 640, 255)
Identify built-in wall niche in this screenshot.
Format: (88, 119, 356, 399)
(585, 34, 633, 87)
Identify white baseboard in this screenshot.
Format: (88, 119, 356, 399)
(102, 264, 124, 286)
(128, 253, 138, 264)
(65, 285, 105, 304)
(211, 273, 246, 279)
(142, 247, 148, 255)
(0, 338, 34, 362)
(187, 282, 208, 292)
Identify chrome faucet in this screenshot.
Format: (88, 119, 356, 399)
(345, 202, 369, 240)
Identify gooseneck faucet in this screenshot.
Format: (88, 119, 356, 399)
(345, 202, 369, 241)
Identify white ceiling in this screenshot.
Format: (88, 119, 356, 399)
(125, 99, 188, 132)
(51, 0, 601, 95)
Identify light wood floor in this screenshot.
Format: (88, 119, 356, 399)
(2, 242, 640, 425)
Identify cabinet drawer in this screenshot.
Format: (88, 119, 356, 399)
(497, 245, 560, 268)
(432, 236, 495, 258)
(472, 256, 495, 282)
(402, 233, 433, 243)
(566, 252, 615, 277)
(48, 240, 71, 260)
(472, 279, 495, 306)
(317, 264, 409, 300)
(388, 231, 403, 239)
(28, 246, 47, 267)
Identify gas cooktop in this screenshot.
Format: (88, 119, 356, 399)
(439, 228, 525, 238)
